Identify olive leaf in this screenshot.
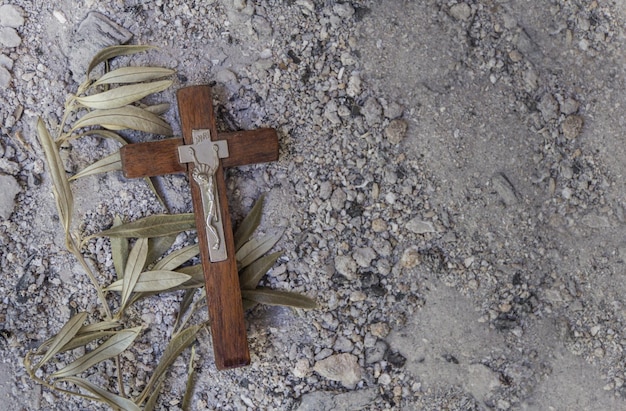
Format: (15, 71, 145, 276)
(234, 194, 265, 251)
(176, 264, 205, 288)
(54, 330, 120, 355)
(37, 118, 73, 236)
(236, 230, 284, 269)
(111, 216, 129, 280)
(69, 151, 121, 181)
(88, 214, 196, 241)
(76, 80, 173, 110)
(242, 299, 258, 311)
(51, 327, 142, 379)
(241, 288, 317, 309)
(105, 270, 191, 293)
(145, 235, 177, 269)
(174, 289, 197, 332)
(32, 312, 87, 370)
(181, 345, 197, 411)
(239, 251, 283, 290)
(144, 378, 165, 411)
(61, 376, 141, 411)
(144, 103, 171, 115)
(138, 324, 202, 405)
(35, 320, 121, 356)
(62, 129, 129, 146)
(153, 244, 200, 271)
(71, 105, 173, 136)
(87, 45, 156, 78)
(94, 67, 175, 86)
(121, 238, 149, 309)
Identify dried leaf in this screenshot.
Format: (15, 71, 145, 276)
(236, 230, 284, 269)
(69, 151, 121, 181)
(144, 103, 171, 115)
(153, 244, 200, 271)
(37, 118, 73, 235)
(176, 265, 205, 288)
(90, 214, 196, 240)
(234, 194, 265, 251)
(76, 80, 173, 110)
(145, 235, 177, 269)
(144, 176, 168, 211)
(242, 299, 257, 311)
(111, 216, 129, 280)
(67, 129, 128, 146)
(139, 324, 202, 404)
(94, 67, 175, 86)
(71, 106, 173, 136)
(182, 345, 196, 411)
(174, 289, 197, 332)
(51, 327, 141, 379)
(78, 320, 121, 334)
(61, 376, 141, 411)
(144, 378, 165, 411)
(36, 320, 123, 356)
(239, 251, 283, 290)
(57, 331, 119, 354)
(105, 270, 191, 293)
(87, 45, 156, 78)
(241, 288, 317, 309)
(33, 312, 87, 370)
(121, 238, 149, 308)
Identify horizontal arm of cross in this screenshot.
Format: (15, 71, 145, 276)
(120, 128, 278, 179)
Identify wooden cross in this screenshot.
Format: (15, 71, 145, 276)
(119, 85, 279, 370)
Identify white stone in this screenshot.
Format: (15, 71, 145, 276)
(449, 3, 471, 21)
(0, 27, 21, 48)
(313, 353, 362, 387)
(0, 174, 21, 219)
(333, 3, 355, 19)
(0, 66, 10, 88)
(406, 218, 436, 234)
(0, 5, 25, 27)
(335, 255, 357, 279)
(353, 247, 376, 268)
(347, 73, 361, 97)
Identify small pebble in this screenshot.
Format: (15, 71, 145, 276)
(353, 247, 376, 268)
(362, 97, 383, 126)
(333, 3, 355, 19)
(384, 119, 408, 144)
(537, 93, 559, 121)
(449, 3, 472, 21)
(0, 174, 21, 219)
(371, 218, 388, 232)
(400, 246, 420, 268)
(313, 353, 362, 387)
(0, 5, 25, 27)
(335, 255, 357, 279)
(0, 66, 10, 88)
(406, 218, 435, 234)
(561, 115, 584, 139)
(370, 322, 390, 338)
(0, 27, 21, 48)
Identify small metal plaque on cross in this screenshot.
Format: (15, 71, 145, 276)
(119, 85, 279, 370)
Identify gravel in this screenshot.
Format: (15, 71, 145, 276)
(1, 0, 626, 410)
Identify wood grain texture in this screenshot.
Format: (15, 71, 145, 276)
(177, 85, 250, 370)
(120, 129, 279, 178)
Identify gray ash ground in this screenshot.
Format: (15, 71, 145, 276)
(1, 1, 626, 410)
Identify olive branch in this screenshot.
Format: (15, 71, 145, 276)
(24, 45, 316, 410)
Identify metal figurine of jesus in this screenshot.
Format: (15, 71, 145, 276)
(120, 85, 279, 370)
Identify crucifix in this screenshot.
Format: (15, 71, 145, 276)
(119, 85, 279, 370)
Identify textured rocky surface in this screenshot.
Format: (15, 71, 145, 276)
(1, 1, 625, 410)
